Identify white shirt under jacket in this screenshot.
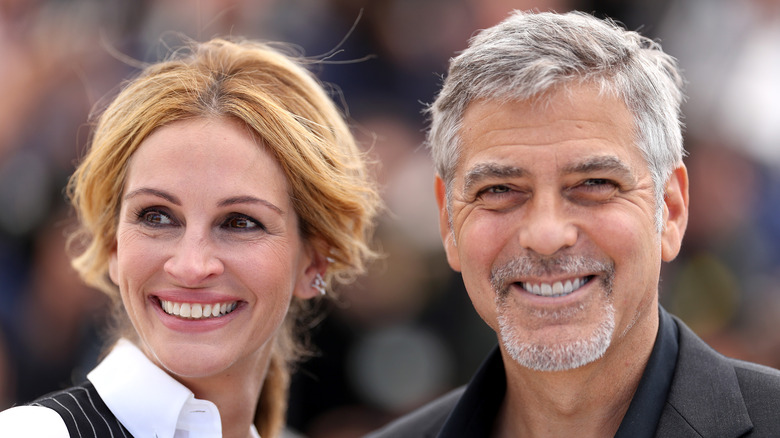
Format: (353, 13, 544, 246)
(0, 338, 261, 438)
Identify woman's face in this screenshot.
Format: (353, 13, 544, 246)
(109, 117, 320, 382)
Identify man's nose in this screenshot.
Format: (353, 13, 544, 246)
(517, 192, 578, 256)
(164, 230, 224, 286)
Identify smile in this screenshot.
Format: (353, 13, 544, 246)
(520, 276, 592, 297)
(159, 300, 238, 320)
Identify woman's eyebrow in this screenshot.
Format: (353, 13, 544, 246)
(124, 187, 180, 205)
(124, 190, 284, 215)
(217, 196, 284, 215)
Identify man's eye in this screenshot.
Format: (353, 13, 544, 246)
(582, 178, 617, 190)
(569, 179, 619, 203)
(582, 179, 614, 188)
(486, 185, 512, 194)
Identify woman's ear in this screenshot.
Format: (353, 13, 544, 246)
(661, 164, 689, 262)
(293, 240, 330, 300)
(109, 244, 119, 286)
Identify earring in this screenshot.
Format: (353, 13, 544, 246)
(312, 274, 327, 296)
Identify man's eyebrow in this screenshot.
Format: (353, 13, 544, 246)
(217, 196, 284, 215)
(463, 163, 527, 194)
(563, 156, 636, 182)
(462, 156, 636, 193)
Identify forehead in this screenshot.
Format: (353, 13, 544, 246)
(456, 84, 640, 180)
(131, 118, 261, 169)
(125, 117, 291, 201)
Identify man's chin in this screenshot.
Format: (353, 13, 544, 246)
(497, 305, 616, 372)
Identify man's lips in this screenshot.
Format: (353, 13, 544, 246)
(518, 275, 594, 297)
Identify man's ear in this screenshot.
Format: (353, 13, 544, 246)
(293, 240, 330, 300)
(661, 164, 689, 262)
(435, 175, 461, 272)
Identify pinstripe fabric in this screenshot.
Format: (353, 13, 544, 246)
(30, 381, 132, 438)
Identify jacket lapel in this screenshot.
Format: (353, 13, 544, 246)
(656, 317, 753, 437)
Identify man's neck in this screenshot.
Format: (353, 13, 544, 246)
(493, 312, 658, 438)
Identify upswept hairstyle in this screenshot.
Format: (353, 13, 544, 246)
(429, 10, 685, 229)
(67, 38, 381, 437)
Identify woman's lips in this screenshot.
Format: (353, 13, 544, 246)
(158, 299, 239, 320)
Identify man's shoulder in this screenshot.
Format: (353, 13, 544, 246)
(729, 356, 780, 384)
(365, 387, 465, 438)
(677, 317, 780, 388)
(728, 356, 780, 404)
(666, 316, 780, 435)
(675, 316, 780, 394)
(696, 352, 780, 434)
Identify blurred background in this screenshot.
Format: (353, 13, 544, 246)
(1, 0, 780, 436)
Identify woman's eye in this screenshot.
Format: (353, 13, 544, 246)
(140, 209, 173, 226)
(224, 215, 261, 230)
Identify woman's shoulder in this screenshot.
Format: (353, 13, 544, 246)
(0, 404, 70, 437)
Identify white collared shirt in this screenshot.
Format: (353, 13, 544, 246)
(0, 339, 261, 438)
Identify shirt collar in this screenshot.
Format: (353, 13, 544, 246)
(87, 339, 261, 438)
(437, 343, 505, 437)
(614, 306, 679, 438)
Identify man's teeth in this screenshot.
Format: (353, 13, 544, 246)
(160, 300, 238, 319)
(521, 277, 589, 297)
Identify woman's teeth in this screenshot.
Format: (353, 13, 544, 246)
(521, 277, 590, 297)
(160, 300, 238, 319)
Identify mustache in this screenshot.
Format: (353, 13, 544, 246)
(490, 254, 615, 295)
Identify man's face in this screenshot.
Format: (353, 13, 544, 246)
(436, 84, 688, 371)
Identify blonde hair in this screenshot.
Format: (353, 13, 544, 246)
(67, 38, 381, 437)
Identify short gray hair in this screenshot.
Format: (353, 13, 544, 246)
(428, 10, 685, 229)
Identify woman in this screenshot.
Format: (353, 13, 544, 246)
(0, 38, 381, 437)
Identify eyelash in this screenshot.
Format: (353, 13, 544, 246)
(134, 208, 265, 231)
(222, 213, 264, 231)
(478, 185, 512, 196)
(475, 178, 618, 202)
(474, 185, 524, 204)
(579, 179, 618, 190)
(136, 207, 175, 226)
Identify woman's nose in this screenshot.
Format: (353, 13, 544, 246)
(163, 230, 224, 286)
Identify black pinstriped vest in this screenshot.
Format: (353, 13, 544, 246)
(29, 381, 133, 437)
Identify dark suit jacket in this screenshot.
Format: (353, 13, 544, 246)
(656, 318, 780, 437)
(366, 315, 780, 437)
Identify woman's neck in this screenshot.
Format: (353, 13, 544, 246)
(173, 351, 270, 438)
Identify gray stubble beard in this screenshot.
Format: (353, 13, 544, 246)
(491, 255, 616, 372)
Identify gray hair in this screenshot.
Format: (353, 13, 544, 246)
(428, 10, 685, 230)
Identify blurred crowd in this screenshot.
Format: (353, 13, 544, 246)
(1, 0, 780, 436)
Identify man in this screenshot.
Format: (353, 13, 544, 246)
(367, 10, 780, 438)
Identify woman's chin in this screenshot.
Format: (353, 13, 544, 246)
(144, 341, 237, 379)
(145, 338, 271, 382)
